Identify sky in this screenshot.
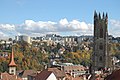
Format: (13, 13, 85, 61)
(0, 0, 120, 39)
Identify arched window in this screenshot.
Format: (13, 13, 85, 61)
(100, 28, 103, 38)
(99, 43, 103, 50)
(11, 70, 14, 72)
(99, 56, 102, 62)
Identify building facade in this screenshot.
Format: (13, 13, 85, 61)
(15, 35, 31, 44)
(91, 11, 111, 72)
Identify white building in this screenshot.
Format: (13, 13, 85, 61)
(63, 37, 75, 43)
(0, 40, 13, 49)
(77, 35, 93, 44)
(15, 35, 31, 44)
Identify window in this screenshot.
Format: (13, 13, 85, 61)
(100, 28, 103, 38)
(65, 70, 67, 72)
(72, 70, 74, 72)
(99, 43, 103, 50)
(11, 70, 14, 72)
(99, 56, 102, 62)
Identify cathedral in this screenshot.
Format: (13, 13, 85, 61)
(91, 11, 112, 72)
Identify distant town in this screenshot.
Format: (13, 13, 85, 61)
(1, 34, 120, 48)
(0, 33, 120, 80)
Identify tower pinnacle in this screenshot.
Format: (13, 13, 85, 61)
(99, 12, 101, 19)
(94, 10, 97, 18)
(103, 12, 105, 19)
(9, 47, 16, 67)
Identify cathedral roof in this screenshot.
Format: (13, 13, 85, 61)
(9, 48, 17, 67)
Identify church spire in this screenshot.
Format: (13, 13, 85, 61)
(9, 47, 16, 67)
(103, 12, 105, 19)
(105, 13, 108, 25)
(9, 47, 17, 75)
(106, 13, 108, 18)
(99, 12, 101, 19)
(94, 10, 97, 18)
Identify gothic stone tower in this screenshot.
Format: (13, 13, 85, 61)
(92, 11, 111, 72)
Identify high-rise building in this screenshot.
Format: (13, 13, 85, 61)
(15, 35, 31, 44)
(91, 11, 111, 72)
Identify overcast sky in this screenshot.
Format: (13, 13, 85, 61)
(0, 0, 120, 39)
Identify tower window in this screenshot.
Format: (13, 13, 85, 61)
(11, 70, 14, 72)
(99, 56, 102, 62)
(100, 28, 103, 38)
(99, 43, 103, 50)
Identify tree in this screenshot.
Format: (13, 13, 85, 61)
(8, 38, 12, 41)
(57, 43, 62, 49)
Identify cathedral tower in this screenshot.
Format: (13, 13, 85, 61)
(9, 47, 17, 75)
(92, 11, 111, 72)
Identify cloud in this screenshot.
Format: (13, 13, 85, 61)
(59, 18, 69, 25)
(0, 24, 18, 39)
(0, 18, 94, 38)
(0, 24, 15, 31)
(16, 0, 25, 6)
(110, 19, 120, 27)
(15, 18, 93, 36)
(0, 31, 8, 39)
(2, 18, 120, 38)
(110, 19, 120, 37)
(58, 19, 92, 31)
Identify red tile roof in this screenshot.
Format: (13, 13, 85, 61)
(63, 65, 85, 73)
(35, 68, 66, 80)
(66, 73, 83, 80)
(35, 70, 53, 80)
(19, 70, 37, 78)
(105, 69, 120, 80)
(47, 68, 66, 78)
(0, 72, 22, 80)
